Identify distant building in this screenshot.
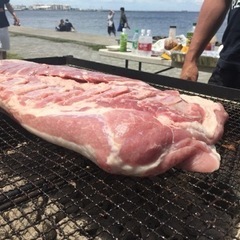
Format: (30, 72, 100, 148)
(29, 5, 51, 10)
(12, 5, 27, 10)
(28, 4, 71, 11)
(51, 5, 71, 10)
(12, 4, 81, 11)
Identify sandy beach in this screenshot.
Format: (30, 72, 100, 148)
(8, 26, 211, 83)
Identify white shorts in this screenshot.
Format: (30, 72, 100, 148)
(0, 27, 10, 51)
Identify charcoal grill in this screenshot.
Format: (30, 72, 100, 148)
(0, 56, 240, 239)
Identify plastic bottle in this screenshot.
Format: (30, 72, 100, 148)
(138, 29, 146, 56)
(186, 23, 196, 45)
(131, 29, 139, 54)
(120, 28, 128, 52)
(145, 29, 153, 57)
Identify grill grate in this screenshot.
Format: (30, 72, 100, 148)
(0, 75, 240, 239)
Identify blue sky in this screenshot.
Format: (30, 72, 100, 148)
(12, 0, 204, 11)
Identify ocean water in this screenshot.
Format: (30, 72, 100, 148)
(10, 10, 227, 41)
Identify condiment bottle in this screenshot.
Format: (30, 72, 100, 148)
(205, 35, 217, 51)
(168, 26, 176, 39)
(210, 35, 217, 51)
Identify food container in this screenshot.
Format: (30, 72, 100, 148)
(171, 51, 219, 68)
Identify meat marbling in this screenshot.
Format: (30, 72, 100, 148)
(0, 60, 229, 177)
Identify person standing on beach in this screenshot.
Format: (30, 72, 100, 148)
(0, 0, 20, 59)
(107, 10, 116, 36)
(180, 0, 240, 89)
(117, 7, 130, 32)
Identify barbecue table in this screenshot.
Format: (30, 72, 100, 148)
(99, 48, 217, 74)
(1, 56, 240, 240)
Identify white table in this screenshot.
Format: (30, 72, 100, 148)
(99, 49, 174, 74)
(99, 49, 217, 74)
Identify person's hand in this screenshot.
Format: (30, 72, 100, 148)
(13, 16, 20, 26)
(180, 61, 199, 81)
(124, 23, 130, 29)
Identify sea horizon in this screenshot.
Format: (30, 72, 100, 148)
(14, 9, 199, 13)
(9, 10, 227, 41)
(12, 3, 199, 12)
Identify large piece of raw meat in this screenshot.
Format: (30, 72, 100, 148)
(0, 60, 229, 177)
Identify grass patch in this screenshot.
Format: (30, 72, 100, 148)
(7, 52, 22, 59)
(90, 45, 106, 51)
(10, 33, 106, 51)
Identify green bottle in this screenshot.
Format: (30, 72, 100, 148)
(186, 23, 196, 45)
(120, 28, 127, 52)
(132, 29, 139, 54)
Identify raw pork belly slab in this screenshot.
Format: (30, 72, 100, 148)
(0, 60, 229, 177)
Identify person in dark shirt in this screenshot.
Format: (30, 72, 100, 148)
(117, 7, 130, 32)
(65, 19, 75, 32)
(56, 19, 66, 31)
(0, 0, 20, 59)
(180, 0, 240, 89)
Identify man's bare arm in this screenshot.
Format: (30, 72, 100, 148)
(180, 0, 231, 81)
(6, 3, 20, 25)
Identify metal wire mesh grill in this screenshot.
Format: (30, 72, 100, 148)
(0, 78, 240, 239)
